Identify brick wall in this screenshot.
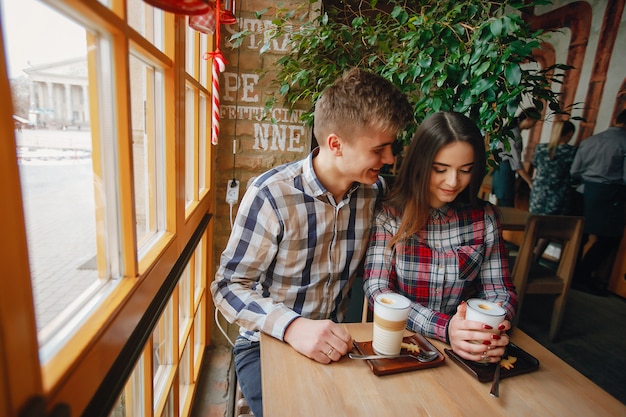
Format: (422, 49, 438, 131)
(210, 1, 318, 342)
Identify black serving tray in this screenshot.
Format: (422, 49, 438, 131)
(444, 342, 539, 382)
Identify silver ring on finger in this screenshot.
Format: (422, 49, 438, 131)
(327, 347, 335, 357)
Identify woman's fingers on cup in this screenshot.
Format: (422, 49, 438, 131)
(498, 320, 510, 332)
(464, 343, 492, 362)
(467, 328, 494, 342)
(478, 347, 506, 363)
(456, 300, 468, 318)
(455, 345, 485, 362)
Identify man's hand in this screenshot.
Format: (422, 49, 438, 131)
(283, 317, 353, 364)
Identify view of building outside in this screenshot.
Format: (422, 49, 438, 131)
(2, 0, 98, 340)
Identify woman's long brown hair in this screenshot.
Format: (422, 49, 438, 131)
(547, 120, 575, 159)
(385, 112, 486, 248)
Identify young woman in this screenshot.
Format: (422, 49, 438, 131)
(529, 120, 577, 214)
(363, 111, 518, 364)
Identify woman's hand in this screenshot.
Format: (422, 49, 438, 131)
(448, 301, 511, 363)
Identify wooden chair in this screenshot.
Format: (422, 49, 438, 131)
(511, 214, 584, 341)
(362, 294, 372, 323)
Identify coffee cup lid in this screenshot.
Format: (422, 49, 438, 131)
(467, 298, 506, 316)
(375, 292, 411, 309)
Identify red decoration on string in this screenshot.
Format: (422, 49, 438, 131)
(221, 0, 237, 25)
(203, 0, 229, 145)
(189, 6, 216, 34)
(189, 1, 237, 35)
(142, 0, 210, 15)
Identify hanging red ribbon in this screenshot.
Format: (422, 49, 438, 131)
(142, 0, 209, 15)
(204, 0, 228, 146)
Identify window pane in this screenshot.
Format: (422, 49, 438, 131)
(193, 235, 204, 304)
(179, 340, 191, 416)
(185, 22, 196, 76)
(199, 34, 208, 85)
(129, 52, 166, 254)
(184, 85, 196, 207)
(127, 0, 165, 52)
(193, 299, 205, 371)
(108, 353, 146, 417)
(2, 0, 120, 356)
(153, 298, 174, 411)
(162, 388, 174, 417)
(178, 264, 191, 346)
(198, 92, 208, 195)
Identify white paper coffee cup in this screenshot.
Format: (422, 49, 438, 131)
(465, 298, 506, 363)
(372, 293, 411, 356)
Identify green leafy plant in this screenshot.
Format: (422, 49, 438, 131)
(234, 0, 573, 166)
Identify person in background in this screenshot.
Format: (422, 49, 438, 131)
(211, 68, 413, 417)
(492, 107, 541, 207)
(570, 109, 626, 296)
(363, 111, 517, 364)
(529, 120, 577, 214)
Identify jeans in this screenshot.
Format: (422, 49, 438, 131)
(233, 337, 263, 417)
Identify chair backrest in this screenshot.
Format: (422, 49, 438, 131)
(362, 294, 371, 322)
(510, 214, 584, 338)
(511, 215, 584, 292)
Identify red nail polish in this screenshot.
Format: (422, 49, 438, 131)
(483, 324, 493, 330)
(498, 324, 506, 331)
(482, 340, 491, 345)
(492, 334, 501, 340)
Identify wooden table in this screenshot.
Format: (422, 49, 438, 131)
(497, 206, 530, 231)
(261, 323, 626, 416)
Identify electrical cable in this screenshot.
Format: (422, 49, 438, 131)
(215, 307, 235, 348)
(231, 55, 239, 181)
(228, 1, 242, 230)
(215, 0, 243, 350)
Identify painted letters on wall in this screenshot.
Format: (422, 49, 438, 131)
(221, 16, 309, 155)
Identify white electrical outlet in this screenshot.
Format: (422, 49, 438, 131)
(226, 180, 240, 204)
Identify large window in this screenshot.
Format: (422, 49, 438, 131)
(0, 0, 215, 415)
(3, 0, 125, 363)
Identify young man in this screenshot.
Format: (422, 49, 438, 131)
(211, 68, 413, 417)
